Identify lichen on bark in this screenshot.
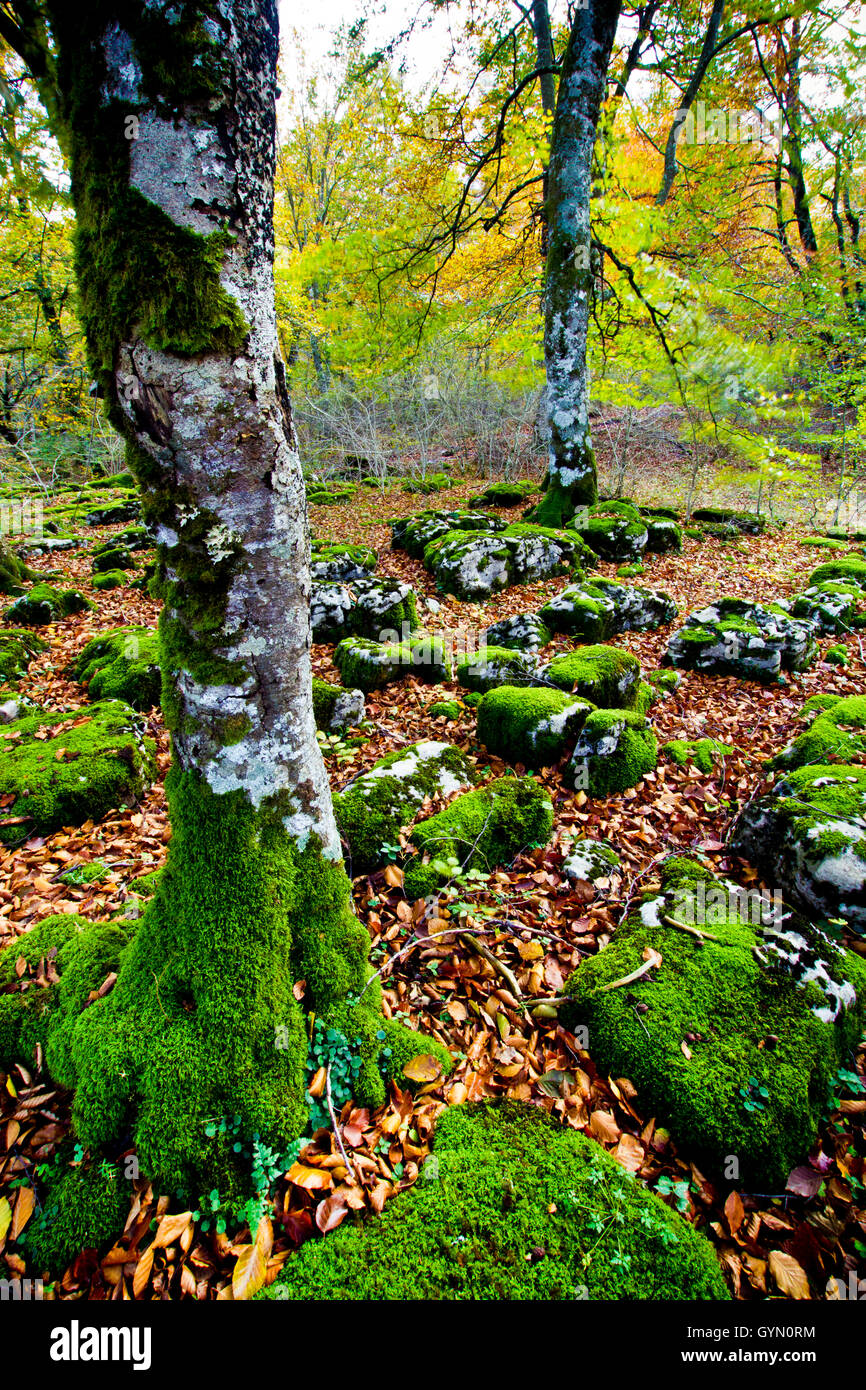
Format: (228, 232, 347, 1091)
(14, 0, 447, 1200)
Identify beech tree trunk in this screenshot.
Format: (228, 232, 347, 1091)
(3, 0, 432, 1196)
(528, 0, 621, 528)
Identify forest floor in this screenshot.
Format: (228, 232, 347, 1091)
(1, 473, 865, 1301)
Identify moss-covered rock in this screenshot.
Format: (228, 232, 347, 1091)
(643, 516, 683, 553)
(423, 523, 591, 601)
(428, 699, 462, 721)
(477, 686, 594, 768)
(74, 626, 161, 709)
(391, 510, 504, 560)
(791, 580, 861, 633)
(333, 741, 475, 873)
(469, 480, 537, 507)
(312, 677, 365, 731)
(807, 558, 866, 590)
(567, 709, 658, 796)
(664, 598, 817, 682)
(311, 579, 418, 644)
(259, 1100, 728, 1300)
(0, 701, 156, 845)
(92, 544, 136, 573)
(0, 628, 46, 683)
(4, 582, 94, 625)
(771, 695, 866, 771)
(91, 568, 131, 591)
(562, 838, 621, 882)
(663, 738, 734, 774)
(540, 578, 676, 640)
(403, 777, 554, 899)
(334, 634, 450, 692)
(562, 856, 866, 1185)
(483, 613, 551, 652)
(0, 541, 37, 595)
(456, 646, 538, 693)
(733, 765, 866, 930)
(691, 508, 766, 535)
(541, 644, 642, 709)
(824, 643, 849, 665)
(310, 542, 377, 583)
(570, 501, 648, 562)
(646, 668, 681, 700)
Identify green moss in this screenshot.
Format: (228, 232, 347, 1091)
(808, 559, 866, 589)
(312, 678, 358, 730)
(0, 628, 47, 682)
(21, 1155, 130, 1275)
(4, 582, 94, 625)
(570, 709, 658, 796)
(825, 644, 849, 666)
(772, 695, 866, 771)
(469, 480, 537, 507)
(74, 627, 161, 709)
(0, 701, 156, 846)
(477, 686, 593, 769)
(403, 777, 554, 900)
(455, 646, 537, 693)
(92, 545, 135, 573)
(663, 738, 734, 774)
(333, 742, 475, 875)
(260, 1100, 727, 1301)
(91, 568, 129, 591)
(0, 542, 37, 595)
(562, 858, 866, 1186)
(543, 644, 641, 708)
(428, 700, 462, 720)
(334, 635, 449, 692)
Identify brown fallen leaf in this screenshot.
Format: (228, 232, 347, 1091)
(133, 1245, 154, 1298)
(10, 1186, 35, 1240)
(403, 1054, 443, 1083)
(315, 1196, 349, 1234)
(286, 1161, 332, 1191)
(151, 1210, 193, 1249)
(231, 1215, 273, 1302)
(614, 1133, 645, 1173)
(589, 1109, 620, 1144)
(769, 1250, 811, 1299)
(724, 1189, 745, 1236)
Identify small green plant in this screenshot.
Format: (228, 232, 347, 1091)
(739, 1076, 770, 1114)
(655, 1174, 690, 1213)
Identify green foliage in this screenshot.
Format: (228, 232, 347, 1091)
(4, 581, 93, 625)
(74, 627, 161, 709)
(662, 738, 734, 774)
(0, 628, 46, 682)
(21, 1155, 129, 1274)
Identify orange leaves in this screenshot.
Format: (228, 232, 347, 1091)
(402, 1054, 443, 1083)
(232, 1216, 273, 1301)
(9, 1185, 34, 1240)
(768, 1250, 811, 1300)
(151, 1210, 194, 1250)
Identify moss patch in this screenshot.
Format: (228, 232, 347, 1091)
(542, 644, 641, 708)
(259, 1100, 727, 1301)
(74, 627, 161, 709)
(4, 582, 93, 625)
(477, 686, 594, 769)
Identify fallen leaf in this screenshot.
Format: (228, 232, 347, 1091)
(315, 1196, 349, 1234)
(151, 1210, 193, 1249)
(724, 1189, 745, 1236)
(403, 1054, 443, 1083)
(10, 1186, 35, 1240)
(768, 1250, 811, 1299)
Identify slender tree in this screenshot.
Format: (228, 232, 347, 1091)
(1, 0, 436, 1197)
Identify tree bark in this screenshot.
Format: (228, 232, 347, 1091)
(9, 0, 435, 1196)
(527, 0, 622, 527)
(655, 0, 726, 207)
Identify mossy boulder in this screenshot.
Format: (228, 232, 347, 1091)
(664, 599, 817, 682)
(310, 542, 377, 583)
(825, 643, 849, 666)
(541, 644, 642, 709)
(91, 544, 135, 573)
(562, 838, 621, 882)
(771, 695, 866, 772)
(403, 777, 554, 899)
(4, 582, 94, 625)
(477, 686, 594, 769)
(566, 709, 658, 796)
(312, 677, 365, 731)
(424, 524, 590, 601)
(807, 559, 866, 590)
(428, 699, 462, 721)
(663, 738, 734, 774)
(91, 569, 130, 591)
(334, 634, 450, 692)
(792, 580, 861, 633)
(311, 579, 417, 644)
(83, 500, 139, 526)
(469, 480, 537, 507)
(0, 701, 156, 845)
(691, 508, 765, 535)
(0, 542, 37, 595)
(456, 646, 538, 693)
(333, 741, 475, 874)
(562, 857, 866, 1186)
(259, 1100, 728, 1301)
(643, 516, 683, 553)
(483, 613, 551, 652)
(540, 579, 676, 640)
(392, 510, 504, 560)
(570, 501, 648, 562)
(73, 627, 161, 709)
(733, 765, 866, 930)
(646, 668, 681, 700)
(0, 628, 46, 683)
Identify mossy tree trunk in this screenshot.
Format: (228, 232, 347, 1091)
(7, 0, 430, 1199)
(527, 0, 621, 528)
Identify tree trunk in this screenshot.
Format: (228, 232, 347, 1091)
(25, 0, 433, 1197)
(527, 0, 621, 528)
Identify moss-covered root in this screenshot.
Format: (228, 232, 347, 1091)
(65, 768, 448, 1199)
(259, 1101, 728, 1300)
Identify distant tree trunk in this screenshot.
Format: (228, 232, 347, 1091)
(528, 0, 621, 527)
(530, 0, 556, 259)
(781, 18, 817, 257)
(655, 0, 725, 207)
(3, 0, 427, 1195)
